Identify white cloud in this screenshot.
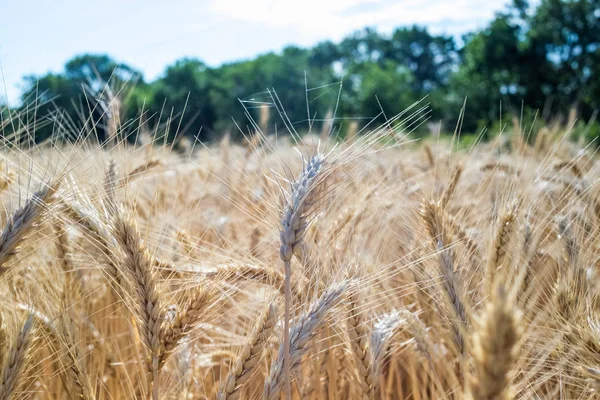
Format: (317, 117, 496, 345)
(209, 0, 510, 40)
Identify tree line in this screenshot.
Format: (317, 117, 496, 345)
(3, 0, 600, 143)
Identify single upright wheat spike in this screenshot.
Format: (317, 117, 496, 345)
(0, 315, 34, 400)
(467, 284, 522, 400)
(557, 215, 587, 302)
(279, 153, 327, 400)
(55, 219, 87, 295)
(346, 121, 359, 143)
(263, 280, 349, 400)
(112, 207, 163, 400)
(0, 181, 60, 274)
(279, 153, 326, 263)
(259, 104, 270, 135)
(218, 301, 278, 400)
(320, 108, 333, 140)
(250, 227, 261, 258)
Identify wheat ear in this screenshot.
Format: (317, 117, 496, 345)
(58, 311, 95, 400)
(0, 315, 34, 400)
(218, 301, 278, 400)
(485, 199, 519, 291)
(420, 199, 469, 356)
(423, 145, 435, 169)
(263, 280, 349, 400)
(159, 286, 215, 368)
(218, 263, 292, 297)
(396, 310, 432, 363)
(0, 181, 60, 274)
(346, 292, 374, 399)
(112, 207, 163, 400)
(124, 159, 162, 183)
(439, 165, 462, 208)
(467, 284, 522, 400)
(61, 200, 123, 290)
(54, 219, 85, 294)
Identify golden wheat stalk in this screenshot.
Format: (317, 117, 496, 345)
(279, 152, 328, 400)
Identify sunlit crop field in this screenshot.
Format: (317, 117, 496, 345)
(0, 103, 598, 399)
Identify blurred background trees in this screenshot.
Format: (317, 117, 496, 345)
(4, 0, 599, 144)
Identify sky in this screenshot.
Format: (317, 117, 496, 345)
(0, 0, 512, 105)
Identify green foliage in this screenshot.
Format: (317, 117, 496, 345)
(64, 54, 142, 89)
(353, 62, 416, 125)
(149, 59, 215, 141)
(7, 0, 600, 144)
(572, 118, 600, 145)
(527, 0, 600, 114)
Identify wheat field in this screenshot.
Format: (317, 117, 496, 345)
(0, 101, 599, 399)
